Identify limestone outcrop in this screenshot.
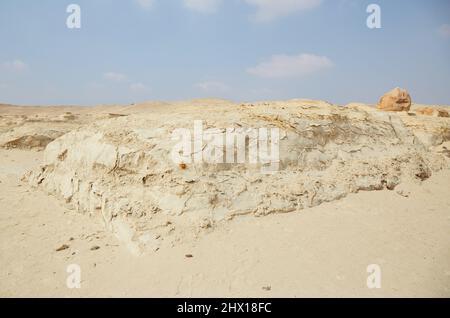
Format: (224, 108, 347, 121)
(22, 100, 450, 254)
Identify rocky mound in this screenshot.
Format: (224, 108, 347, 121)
(23, 100, 450, 254)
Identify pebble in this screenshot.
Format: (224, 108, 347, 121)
(56, 244, 69, 252)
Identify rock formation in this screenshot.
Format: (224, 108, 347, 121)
(21, 100, 450, 254)
(415, 107, 449, 118)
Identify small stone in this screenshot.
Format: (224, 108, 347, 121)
(90, 246, 100, 251)
(56, 244, 69, 252)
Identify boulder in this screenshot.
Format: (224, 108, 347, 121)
(378, 87, 412, 112)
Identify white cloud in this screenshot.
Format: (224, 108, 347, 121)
(183, 0, 222, 14)
(129, 82, 149, 92)
(136, 0, 154, 10)
(195, 81, 229, 92)
(103, 72, 128, 82)
(438, 24, 450, 38)
(245, 0, 322, 22)
(2, 59, 28, 72)
(247, 53, 332, 78)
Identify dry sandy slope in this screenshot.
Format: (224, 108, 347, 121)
(1, 149, 449, 297)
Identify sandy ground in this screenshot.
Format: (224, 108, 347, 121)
(0, 149, 449, 297)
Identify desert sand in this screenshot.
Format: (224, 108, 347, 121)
(0, 99, 449, 297)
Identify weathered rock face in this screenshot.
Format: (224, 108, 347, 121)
(378, 87, 412, 112)
(23, 100, 450, 254)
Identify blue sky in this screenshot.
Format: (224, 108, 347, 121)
(0, 0, 449, 105)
